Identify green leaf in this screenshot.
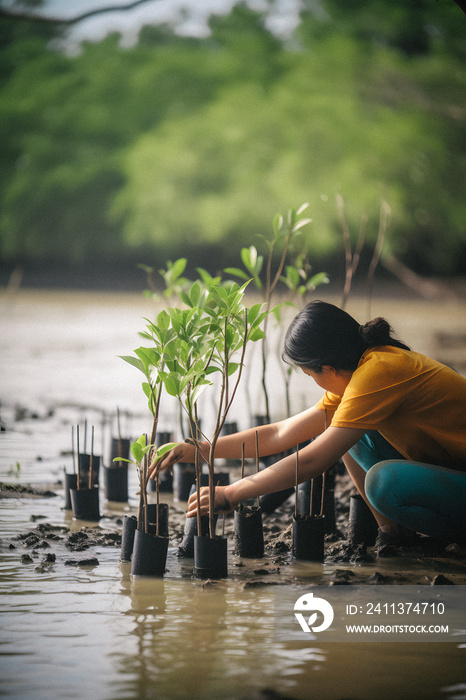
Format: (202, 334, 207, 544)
(247, 302, 263, 325)
(163, 374, 181, 397)
(112, 457, 134, 464)
(273, 213, 284, 236)
(296, 202, 310, 216)
(130, 442, 143, 464)
(180, 291, 192, 307)
(190, 281, 201, 307)
(172, 257, 187, 280)
(157, 309, 171, 330)
(248, 328, 265, 342)
(119, 355, 145, 373)
(309, 272, 330, 288)
(155, 442, 178, 458)
(224, 267, 249, 280)
(142, 382, 154, 400)
(285, 266, 300, 287)
(292, 217, 312, 233)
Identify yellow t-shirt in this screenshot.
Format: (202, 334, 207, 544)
(316, 346, 466, 471)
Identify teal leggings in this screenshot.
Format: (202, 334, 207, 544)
(348, 431, 466, 538)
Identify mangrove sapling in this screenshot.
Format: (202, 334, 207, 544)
(75, 422, 101, 488)
(117, 435, 174, 576)
(115, 435, 175, 534)
(234, 439, 264, 558)
(64, 425, 78, 510)
(336, 194, 367, 311)
(277, 254, 329, 417)
(70, 424, 100, 521)
(336, 194, 390, 318)
(225, 206, 328, 513)
(177, 441, 221, 557)
(225, 204, 317, 423)
(292, 445, 325, 563)
(197, 282, 267, 541)
(105, 408, 131, 502)
(156, 277, 268, 577)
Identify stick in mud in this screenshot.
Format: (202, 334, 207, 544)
(76, 424, 81, 490)
(84, 419, 88, 455)
(254, 431, 260, 508)
(71, 426, 76, 474)
(100, 412, 105, 462)
(88, 425, 94, 490)
(117, 407, 122, 459)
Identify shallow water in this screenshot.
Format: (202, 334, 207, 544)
(1, 288, 465, 700)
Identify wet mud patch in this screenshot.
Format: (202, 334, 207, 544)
(2, 475, 466, 586)
(0, 481, 59, 498)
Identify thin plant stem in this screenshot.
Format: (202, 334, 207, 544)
(366, 201, 390, 319)
(255, 430, 260, 508)
(71, 426, 76, 474)
(100, 412, 105, 464)
(236, 442, 245, 516)
(117, 406, 121, 440)
(143, 445, 148, 535)
(88, 425, 94, 490)
(76, 424, 81, 490)
(137, 488, 144, 532)
(207, 317, 229, 539)
(195, 445, 202, 540)
(294, 445, 299, 519)
(149, 384, 162, 449)
(156, 469, 160, 538)
(337, 194, 352, 310)
(117, 406, 122, 459)
(320, 409, 328, 517)
(319, 474, 326, 517)
(223, 311, 249, 420)
(337, 195, 367, 310)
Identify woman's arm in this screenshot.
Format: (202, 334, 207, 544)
(149, 405, 328, 477)
(186, 425, 365, 517)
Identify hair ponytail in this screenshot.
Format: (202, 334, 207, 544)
(283, 301, 410, 373)
(358, 317, 410, 351)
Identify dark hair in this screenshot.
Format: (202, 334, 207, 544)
(282, 300, 410, 373)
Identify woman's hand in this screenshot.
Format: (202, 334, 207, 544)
(186, 485, 236, 518)
(148, 440, 195, 481)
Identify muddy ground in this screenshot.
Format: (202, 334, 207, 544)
(2, 466, 465, 587)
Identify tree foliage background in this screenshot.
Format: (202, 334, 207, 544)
(0, 0, 465, 285)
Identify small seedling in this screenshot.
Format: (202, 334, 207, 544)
(8, 462, 21, 477)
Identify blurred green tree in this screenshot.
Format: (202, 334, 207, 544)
(0, 0, 464, 279)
